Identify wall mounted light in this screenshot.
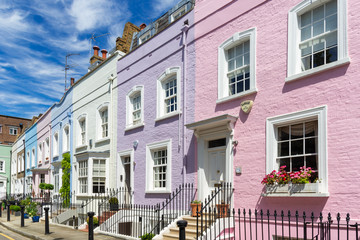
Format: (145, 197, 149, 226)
(232, 140, 238, 146)
(133, 140, 139, 149)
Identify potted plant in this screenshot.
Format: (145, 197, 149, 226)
(10, 205, 21, 216)
(190, 200, 202, 217)
(26, 201, 40, 222)
(139, 233, 155, 240)
(86, 216, 99, 228)
(109, 197, 119, 211)
(20, 197, 31, 219)
(216, 201, 229, 218)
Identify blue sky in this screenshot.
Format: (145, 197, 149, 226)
(0, 0, 178, 119)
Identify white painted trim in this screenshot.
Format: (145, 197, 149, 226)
(218, 28, 256, 101)
(76, 114, 88, 148)
(216, 88, 257, 104)
(156, 67, 181, 119)
(155, 110, 182, 122)
(266, 106, 328, 195)
(287, 0, 348, 78)
(96, 102, 110, 141)
(145, 139, 172, 193)
(125, 85, 144, 130)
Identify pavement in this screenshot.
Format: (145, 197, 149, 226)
(0, 210, 123, 240)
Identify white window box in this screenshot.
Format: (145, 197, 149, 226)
(263, 182, 329, 197)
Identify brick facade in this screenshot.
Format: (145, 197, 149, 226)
(0, 115, 31, 145)
(116, 22, 140, 53)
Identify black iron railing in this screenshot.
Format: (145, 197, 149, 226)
(196, 182, 234, 238)
(98, 183, 196, 238)
(196, 208, 360, 240)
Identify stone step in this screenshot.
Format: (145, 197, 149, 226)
(169, 227, 199, 238)
(162, 232, 195, 240)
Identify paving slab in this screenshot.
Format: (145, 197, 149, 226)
(0, 211, 122, 240)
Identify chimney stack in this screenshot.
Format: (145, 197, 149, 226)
(70, 78, 75, 86)
(140, 23, 146, 30)
(90, 46, 103, 64)
(93, 46, 100, 56)
(101, 49, 108, 59)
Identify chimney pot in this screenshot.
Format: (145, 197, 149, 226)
(93, 46, 100, 56)
(101, 49, 108, 59)
(70, 78, 75, 86)
(140, 23, 146, 30)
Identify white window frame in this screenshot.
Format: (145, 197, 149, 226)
(0, 124, 2, 133)
(53, 168, 60, 193)
(125, 85, 145, 131)
(92, 159, 106, 194)
(97, 103, 110, 142)
(78, 160, 88, 194)
(266, 106, 328, 195)
(171, 5, 187, 22)
(38, 143, 43, 164)
(26, 151, 30, 170)
(217, 28, 257, 104)
(145, 139, 172, 193)
(45, 138, 50, 162)
(31, 148, 35, 167)
(9, 127, 18, 135)
(77, 114, 87, 148)
(286, 0, 349, 82)
(53, 132, 59, 158)
(63, 124, 70, 153)
(156, 67, 181, 121)
(139, 30, 151, 44)
(0, 160, 4, 173)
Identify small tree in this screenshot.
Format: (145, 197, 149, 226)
(60, 152, 71, 207)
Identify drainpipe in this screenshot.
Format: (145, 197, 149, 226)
(181, 21, 189, 185)
(108, 71, 116, 189)
(23, 139, 25, 199)
(9, 150, 11, 197)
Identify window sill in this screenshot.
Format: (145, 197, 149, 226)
(145, 189, 172, 194)
(95, 137, 110, 144)
(53, 154, 59, 159)
(216, 88, 257, 104)
(76, 144, 88, 150)
(286, 57, 350, 83)
(125, 122, 145, 132)
(262, 183, 329, 197)
(63, 150, 70, 154)
(155, 111, 182, 122)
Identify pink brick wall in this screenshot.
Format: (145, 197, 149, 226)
(194, 0, 360, 217)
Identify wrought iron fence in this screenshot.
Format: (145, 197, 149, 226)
(98, 183, 195, 238)
(196, 208, 360, 240)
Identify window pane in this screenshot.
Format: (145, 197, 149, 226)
(244, 53, 250, 65)
(305, 121, 317, 137)
(291, 140, 303, 155)
(325, 31, 337, 48)
(302, 56, 312, 71)
(292, 157, 305, 171)
(291, 124, 303, 139)
(278, 126, 289, 141)
(301, 26, 311, 41)
(313, 51, 325, 67)
(301, 11, 311, 27)
(236, 45, 243, 55)
(313, 5, 324, 22)
(305, 137, 317, 154)
(326, 46, 338, 63)
(279, 158, 290, 172)
(243, 41, 250, 53)
(313, 38, 325, 53)
(278, 142, 289, 157)
(326, 0, 337, 16)
(313, 21, 324, 37)
(300, 42, 312, 57)
(235, 56, 243, 69)
(325, 14, 337, 32)
(306, 155, 318, 171)
(228, 48, 235, 59)
(228, 60, 235, 71)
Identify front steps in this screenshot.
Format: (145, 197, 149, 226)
(161, 215, 214, 240)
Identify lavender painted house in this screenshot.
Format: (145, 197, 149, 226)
(116, 0, 196, 205)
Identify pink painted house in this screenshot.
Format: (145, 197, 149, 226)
(32, 108, 52, 197)
(189, 0, 360, 218)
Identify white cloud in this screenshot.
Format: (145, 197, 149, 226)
(152, 0, 179, 16)
(0, 92, 49, 106)
(0, 10, 30, 33)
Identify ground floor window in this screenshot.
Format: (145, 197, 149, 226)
(93, 159, 106, 193)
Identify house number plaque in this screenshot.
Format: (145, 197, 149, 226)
(241, 100, 253, 114)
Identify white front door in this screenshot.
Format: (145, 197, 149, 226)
(119, 156, 132, 204)
(208, 148, 226, 189)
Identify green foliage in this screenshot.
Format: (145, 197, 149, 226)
(60, 153, 71, 207)
(139, 233, 155, 240)
(191, 200, 201, 204)
(109, 197, 119, 204)
(26, 202, 39, 217)
(20, 197, 31, 208)
(39, 183, 46, 190)
(86, 216, 99, 225)
(45, 184, 54, 190)
(10, 205, 21, 212)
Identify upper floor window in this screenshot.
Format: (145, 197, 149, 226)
(218, 28, 256, 103)
(26, 151, 30, 169)
(0, 160, 4, 172)
(31, 148, 35, 167)
(139, 30, 151, 44)
(287, 0, 348, 81)
(77, 115, 87, 146)
(126, 86, 144, 130)
(45, 138, 50, 161)
(63, 125, 70, 152)
(79, 160, 88, 194)
(156, 67, 181, 121)
(9, 127, 18, 135)
(0, 125, 2, 133)
(38, 143, 43, 164)
(101, 109, 108, 138)
(53, 132, 59, 157)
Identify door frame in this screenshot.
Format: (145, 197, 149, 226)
(117, 149, 134, 203)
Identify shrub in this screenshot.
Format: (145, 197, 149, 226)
(26, 202, 39, 217)
(10, 205, 21, 212)
(86, 216, 99, 225)
(109, 197, 119, 204)
(39, 183, 46, 190)
(191, 200, 201, 204)
(139, 233, 155, 240)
